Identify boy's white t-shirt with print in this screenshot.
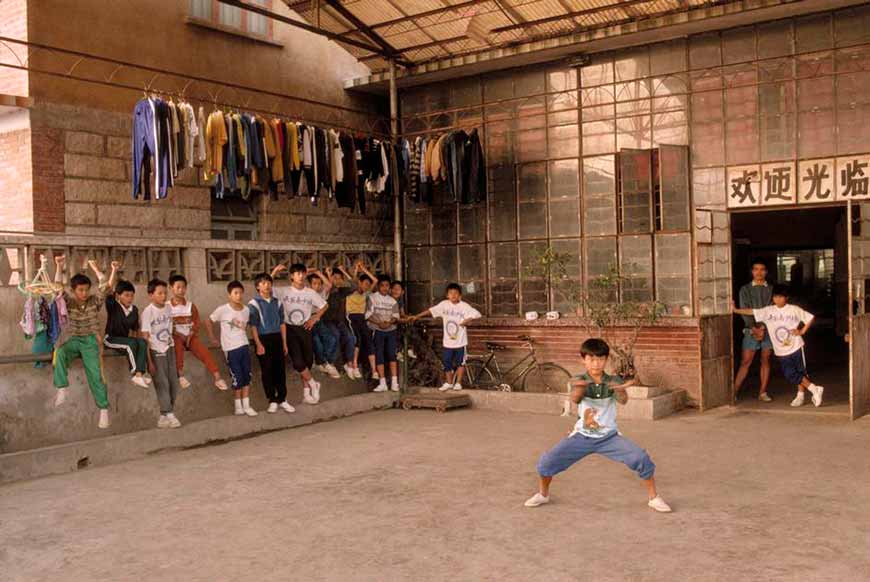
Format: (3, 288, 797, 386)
(275, 286, 326, 327)
(570, 373, 624, 439)
(140, 304, 174, 354)
(752, 304, 814, 356)
(209, 303, 250, 352)
(429, 300, 482, 348)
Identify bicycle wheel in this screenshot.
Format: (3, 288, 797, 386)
(521, 362, 572, 393)
(465, 359, 497, 389)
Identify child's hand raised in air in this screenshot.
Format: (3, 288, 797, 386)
(110, 261, 122, 271)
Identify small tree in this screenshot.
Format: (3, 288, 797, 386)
(527, 248, 665, 382)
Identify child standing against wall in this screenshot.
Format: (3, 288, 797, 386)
(209, 281, 258, 417)
(411, 283, 481, 391)
(272, 263, 328, 405)
(169, 274, 228, 391)
(249, 273, 295, 414)
(324, 265, 358, 378)
(52, 255, 118, 429)
(307, 270, 341, 379)
(140, 278, 183, 429)
(103, 279, 151, 388)
(366, 274, 401, 393)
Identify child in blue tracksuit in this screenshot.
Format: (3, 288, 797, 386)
(525, 338, 672, 513)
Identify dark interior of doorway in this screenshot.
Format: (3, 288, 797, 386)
(731, 207, 849, 414)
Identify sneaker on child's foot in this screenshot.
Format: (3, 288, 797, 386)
(790, 392, 806, 407)
(157, 415, 172, 428)
(648, 496, 672, 513)
(372, 371, 380, 381)
(54, 388, 68, 407)
(353, 368, 363, 379)
(453, 383, 463, 391)
(178, 376, 192, 389)
(98, 409, 110, 429)
(809, 384, 824, 407)
(344, 364, 355, 377)
(267, 402, 279, 414)
(439, 382, 453, 392)
(132, 375, 149, 389)
(166, 413, 182, 428)
(391, 380, 400, 392)
(408, 349, 417, 360)
(279, 401, 296, 413)
(324, 363, 341, 379)
(144, 375, 152, 385)
(374, 383, 388, 393)
(524, 493, 550, 508)
(244, 407, 258, 417)
(214, 378, 229, 391)
(758, 392, 773, 402)
(303, 387, 317, 405)
(310, 380, 322, 403)
(234, 402, 245, 416)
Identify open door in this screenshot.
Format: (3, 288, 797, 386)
(848, 201, 870, 420)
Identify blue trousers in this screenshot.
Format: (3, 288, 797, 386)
(312, 321, 337, 364)
(537, 431, 656, 480)
(325, 320, 356, 362)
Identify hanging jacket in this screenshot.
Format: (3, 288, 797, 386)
(466, 128, 486, 203)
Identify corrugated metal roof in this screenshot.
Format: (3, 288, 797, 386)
(285, 0, 726, 73)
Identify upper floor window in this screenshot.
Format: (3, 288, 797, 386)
(190, 0, 272, 40)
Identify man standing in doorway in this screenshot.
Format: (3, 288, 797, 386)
(734, 259, 774, 402)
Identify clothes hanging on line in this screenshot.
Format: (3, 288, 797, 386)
(405, 128, 486, 205)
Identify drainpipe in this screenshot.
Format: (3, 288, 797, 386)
(389, 59, 402, 279)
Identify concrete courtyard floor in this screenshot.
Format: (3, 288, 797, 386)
(2, 407, 870, 582)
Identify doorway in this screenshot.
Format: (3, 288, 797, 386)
(731, 207, 850, 415)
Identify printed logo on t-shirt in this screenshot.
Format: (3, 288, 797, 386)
(287, 309, 306, 325)
(445, 320, 460, 340)
(772, 325, 795, 348)
(149, 313, 172, 345)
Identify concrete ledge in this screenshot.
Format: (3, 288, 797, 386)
(418, 388, 686, 420)
(0, 392, 397, 485)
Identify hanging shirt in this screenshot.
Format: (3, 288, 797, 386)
(287, 122, 301, 171)
(196, 106, 207, 165)
(140, 303, 175, 354)
(571, 372, 625, 439)
(275, 285, 326, 327)
(752, 304, 814, 357)
(209, 303, 250, 352)
(429, 300, 481, 349)
(206, 110, 228, 178)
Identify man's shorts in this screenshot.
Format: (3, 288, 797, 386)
(442, 346, 466, 372)
(742, 328, 773, 351)
(777, 348, 807, 385)
(226, 345, 252, 389)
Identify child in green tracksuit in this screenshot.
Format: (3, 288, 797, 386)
(52, 255, 118, 429)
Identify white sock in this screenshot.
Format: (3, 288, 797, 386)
(234, 399, 243, 412)
(379, 378, 387, 387)
(242, 397, 251, 410)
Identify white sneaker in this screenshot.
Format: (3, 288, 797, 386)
(267, 402, 279, 414)
(178, 376, 192, 389)
(374, 383, 388, 393)
(758, 392, 773, 402)
(809, 384, 824, 407)
(144, 375, 153, 385)
(157, 415, 172, 428)
(303, 387, 317, 404)
(453, 383, 462, 391)
(790, 392, 806, 407)
(344, 364, 354, 377)
(439, 382, 453, 392)
(524, 493, 550, 508)
(314, 364, 327, 374)
(391, 380, 400, 392)
(324, 363, 340, 378)
(166, 413, 182, 428)
(244, 407, 258, 417)
(234, 402, 245, 416)
(98, 409, 110, 429)
(214, 378, 229, 391)
(279, 401, 296, 413)
(648, 496, 672, 513)
(372, 371, 380, 381)
(54, 387, 68, 407)
(132, 375, 149, 389)
(354, 368, 364, 379)
(407, 349, 417, 359)
(310, 380, 322, 403)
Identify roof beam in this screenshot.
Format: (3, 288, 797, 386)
(215, 0, 385, 56)
(319, 0, 412, 65)
(336, 0, 486, 37)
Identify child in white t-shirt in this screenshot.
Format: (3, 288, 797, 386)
(140, 278, 182, 429)
(208, 280, 257, 417)
(412, 283, 481, 391)
(733, 284, 824, 407)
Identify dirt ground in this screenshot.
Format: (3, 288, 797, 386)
(2, 407, 870, 582)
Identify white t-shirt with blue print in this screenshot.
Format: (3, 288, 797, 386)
(571, 372, 625, 439)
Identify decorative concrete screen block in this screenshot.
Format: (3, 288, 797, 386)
(268, 251, 293, 272)
(149, 248, 182, 281)
(318, 251, 342, 271)
(238, 250, 265, 281)
(71, 246, 110, 275)
(30, 247, 68, 280)
(0, 246, 25, 287)
(207, 250, 235, 283)
(293, 251, 317, 269)
(112, 248, 148, 284)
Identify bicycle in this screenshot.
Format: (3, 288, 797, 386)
(464, 335, 572, 393)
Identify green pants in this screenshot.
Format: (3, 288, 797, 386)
(104, 335, 147, 375)
(53, 334, 109, 409)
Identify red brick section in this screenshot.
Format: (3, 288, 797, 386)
(31, 127, 65, 232)
(425, 323, 703, 404)
(0, 128, 32, 231)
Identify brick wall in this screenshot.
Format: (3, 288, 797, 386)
(0, 0, 27, 97)
(260, 195, 393, 244)
(0, 127, 33, 231)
